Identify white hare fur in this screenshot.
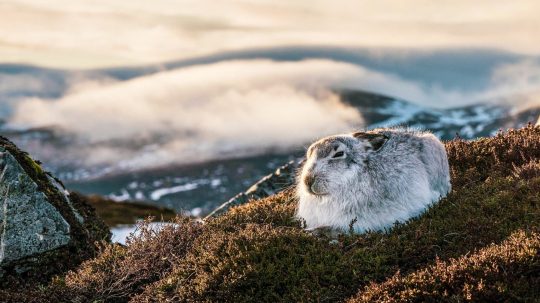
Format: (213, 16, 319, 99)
(296, 128, 451, 234)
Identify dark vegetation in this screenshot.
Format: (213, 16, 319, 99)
(2, 126, 540, 302)
(350, 230, 539, 302)
(83, 194, 177, 227)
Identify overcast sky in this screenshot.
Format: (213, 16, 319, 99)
(1, 0, 539, 68)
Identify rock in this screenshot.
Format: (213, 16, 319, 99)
(0, 150, 71, 264)
(0, 136, 110, 287)
(205, 160, 300, 219)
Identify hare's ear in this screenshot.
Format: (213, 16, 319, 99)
(352, 132, 388, 151)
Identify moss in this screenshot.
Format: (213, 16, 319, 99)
(24, 154, 45, 176)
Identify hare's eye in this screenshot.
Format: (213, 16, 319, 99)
(332, 151, 345, 158)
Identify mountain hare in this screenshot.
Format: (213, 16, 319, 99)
(296, 128, 451, 234)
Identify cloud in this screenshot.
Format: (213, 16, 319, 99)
(0, 71, 67, 117)
(9, 59, 364, 170)
(1, 0, 540, 68)
(489, 59, 540, 107)
(340, 58, 540, 109)
(8, 58, 540, 172)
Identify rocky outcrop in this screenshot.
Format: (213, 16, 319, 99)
(0, 137, 110, 287)
(205, 160, 299, 219)
(0, 149, 71, 264)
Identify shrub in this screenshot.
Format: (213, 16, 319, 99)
(134, 224, 355, 302)
(53, 217, 203, 303)
(513, 160, 540, 180)
(207, 189, 299, 230)
(349, 230, 540, 303)
(446, 124, 540, 188)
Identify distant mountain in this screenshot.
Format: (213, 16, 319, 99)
(340, 90, 540, 139)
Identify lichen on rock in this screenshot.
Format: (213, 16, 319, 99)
(0, 148, 71, 265)
(0, 136, 110, 288)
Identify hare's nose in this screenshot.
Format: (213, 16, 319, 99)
(304, 173, 314, 186)
(304, 174, 317, 194)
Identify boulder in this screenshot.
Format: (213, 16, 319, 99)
(0, 136, 110, 287)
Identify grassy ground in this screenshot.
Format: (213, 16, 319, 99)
(5, 126, 540, 302)
(82, 194, 177, 227)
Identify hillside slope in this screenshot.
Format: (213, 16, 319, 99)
(5, 125, 540, 302)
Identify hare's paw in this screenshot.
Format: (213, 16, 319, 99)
(306, 225, 342, 240)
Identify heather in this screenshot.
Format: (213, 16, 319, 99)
(5, 126, 540, 302)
